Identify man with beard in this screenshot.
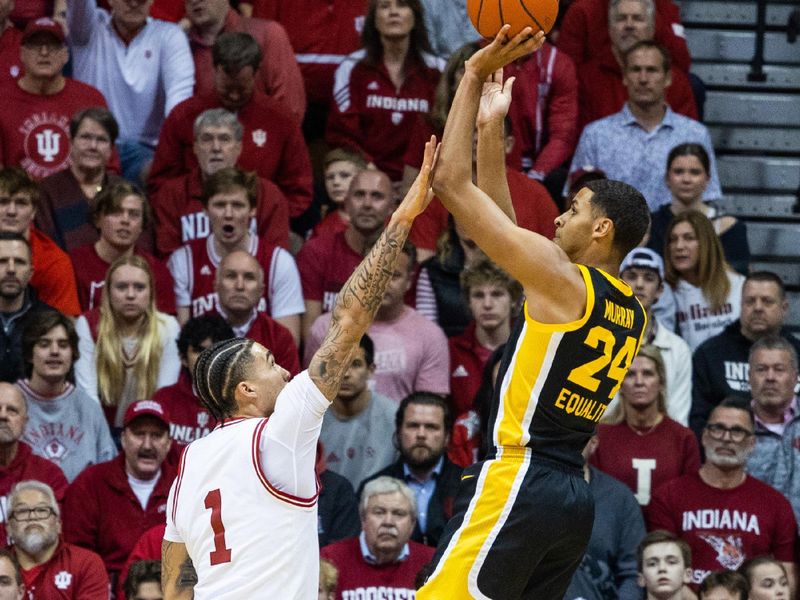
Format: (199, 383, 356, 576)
(0, 383, 67, 546)
(62, 400, 174, 589)
(647, 398, 797, 592)
(321, 477, 434, 598)
(358, 393, 461, 547)
(0, 231, 55, 383)
(7, 480, 108, 598)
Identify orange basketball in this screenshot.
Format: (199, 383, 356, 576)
(467, 0, 559, 38)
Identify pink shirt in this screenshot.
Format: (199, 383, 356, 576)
(306, 306, 450, 402)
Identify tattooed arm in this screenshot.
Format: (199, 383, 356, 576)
(308, 139, 438, 400)
(162, 540, 196, 600)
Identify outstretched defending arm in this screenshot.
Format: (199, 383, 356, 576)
(308, 140, 437, 400)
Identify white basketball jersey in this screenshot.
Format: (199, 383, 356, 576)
(165, 417, 319, 599)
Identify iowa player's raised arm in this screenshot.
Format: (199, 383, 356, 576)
(308, 140, 438, 400)
(433, 28, 585, 314)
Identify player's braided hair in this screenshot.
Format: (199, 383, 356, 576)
(193, 338, 256, 422)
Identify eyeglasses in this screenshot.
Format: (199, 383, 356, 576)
(75, 133, 111, 146)
(8, 506, 56, 522)
(705, 423, 753, 443)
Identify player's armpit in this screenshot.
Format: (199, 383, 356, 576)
(162, 540, 196, 600)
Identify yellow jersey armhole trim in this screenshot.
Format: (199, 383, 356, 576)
(596, 267, 634, 296)
(523, 264, 595, 333)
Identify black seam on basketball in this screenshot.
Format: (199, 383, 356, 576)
(498, 0, 505, 27)
(477, 0, 485, 33)
(519, 0, 546, 32)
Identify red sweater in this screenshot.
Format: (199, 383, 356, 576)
(69, 243, 176, 314)
(558, 0, 691, 73)
(296, 230, 362, 311)
(410, 169, 559, 252)
(326, 52, 443, 181)
(148, 92, 312, 218)
(238, 311, 301, 375)
(15, 542, 109, 600)
(505, 43, 580, 175)
(189, 10, 305, 124)
(0, 26, 23, 86)
(0, 78, 108, 179)
(0, 442, 67, 545)
(62, 455, 175, 579)
(29, 227, 80, 316)
(448, 321, 492, 418)
(116, 523, 165, 600)
(321, 536, 434, 600)
(150, 167, 289, 257)
(577, 48, 697, 128)
(249, 0, 364, 106)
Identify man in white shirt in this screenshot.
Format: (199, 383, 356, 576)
(161, 139, 438, 599)
(66, 0, 194, 184)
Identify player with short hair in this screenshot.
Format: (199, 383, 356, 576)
(161, 140, 438, 599)
(417, 27, 650, 599)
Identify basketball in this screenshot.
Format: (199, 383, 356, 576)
(467, 0, 559, 38)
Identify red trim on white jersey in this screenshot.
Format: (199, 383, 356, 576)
(250, 419, 319, 508)
(213, 417, 249, 431)
(171, 444, 189, 523)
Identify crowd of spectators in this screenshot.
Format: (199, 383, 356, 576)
(0, 0, 794, 598)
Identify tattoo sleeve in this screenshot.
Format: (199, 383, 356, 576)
(162, 540, 197, 600)
(309, 219, 411, 399)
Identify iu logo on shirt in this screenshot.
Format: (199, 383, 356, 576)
(20, 114, 71, 178)
(252, 129, 267, 147)
(698, 533, 745, 570)
(54, 570, 73, 590)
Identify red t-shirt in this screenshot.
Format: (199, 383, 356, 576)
(296, 231, 362, 312)
(0, 78, 108, 179)
(148, 92, 312, 218)
(410, 169, 559, 251)
(591, 417, 700, 506)
(448, 321, 492, 417)
(0, 26, 23, 85)
(647, 472, 797, 587)
(17, 542, 109, 600)
(150, 168, 289, 257)
(558, 0, 691, 73)
(321, 537, 434, 600)
(153, 370, 216, 448)
(249, 0, 364, 106)
(70, 244, 176, 314)
(240, 312, 300, 375)
(310, 210, 348, 240)
(29, 227, 80, 316)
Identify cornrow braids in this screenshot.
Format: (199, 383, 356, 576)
(194, 338, 255, 422)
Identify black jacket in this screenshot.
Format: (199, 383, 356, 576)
(691, 320, 800, 438)
(318, 469, 360, 547)
(358, 457, 463, 547)
(0, 289, 55, 383)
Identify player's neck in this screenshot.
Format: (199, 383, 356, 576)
(331, 388, 371, 418)
(95, 238, 134, 264)
(0, 440, 18, 466)
(17, 74, 65, 96)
